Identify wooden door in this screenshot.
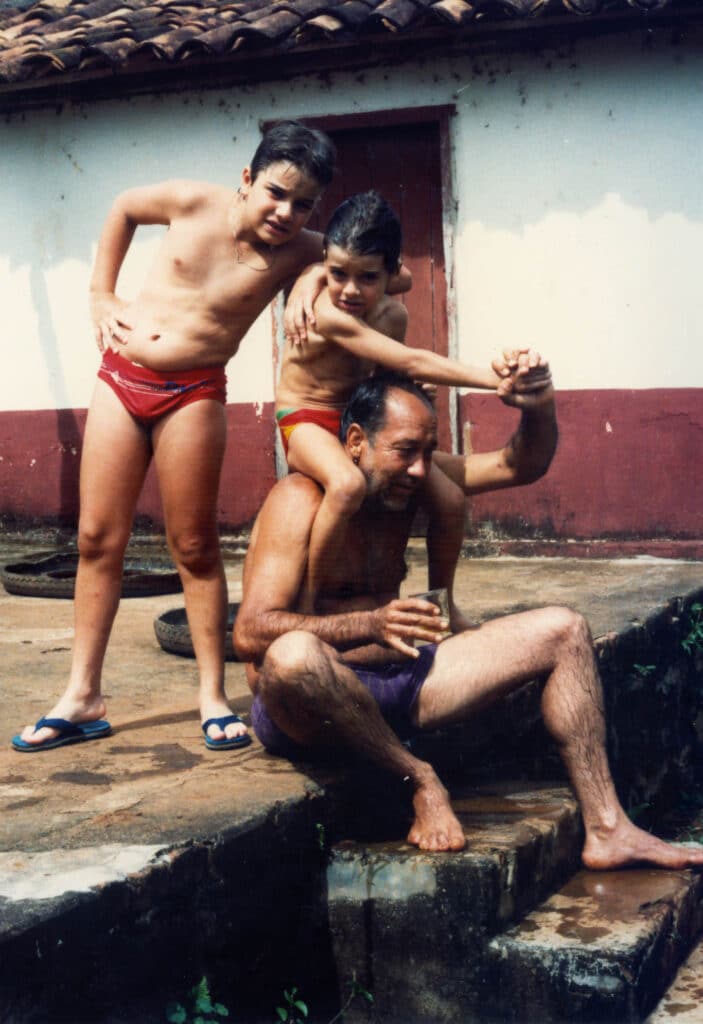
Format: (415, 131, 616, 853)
(306, 116, 453, 449)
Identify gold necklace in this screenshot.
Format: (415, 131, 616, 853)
(229, 195, 277, 273)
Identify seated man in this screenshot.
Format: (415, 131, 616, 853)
(234, 364, 703, 868)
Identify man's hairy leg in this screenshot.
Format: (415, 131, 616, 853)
(153, 400, 245, 744)
(260, 631, 465, 851)
(416, 607, 703, 870)
(19, 382, 152, 745)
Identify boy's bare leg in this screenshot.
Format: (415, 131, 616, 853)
(19, 382, 152, 745)
(286, 425, 366, 613)
(152, 400, 245, 744)
(416, 607, 703, 869)
(260, 631, 466, 851)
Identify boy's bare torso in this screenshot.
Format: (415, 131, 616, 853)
(113, 184, 320, 372)
(276, 292, 405, 411)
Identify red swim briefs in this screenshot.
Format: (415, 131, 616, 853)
(276, 406, 342, 457)
(98, 349, 227, 427)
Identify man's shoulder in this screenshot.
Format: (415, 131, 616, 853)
(249, 473, 323, 556)
(260, 472, 323, 518)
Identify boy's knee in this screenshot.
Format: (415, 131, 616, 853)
(168, 527, 219, 573)
(326, 464, 366, 514)
(77, 520, 129, 562)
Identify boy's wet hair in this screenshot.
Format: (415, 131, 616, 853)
(341, 371, 435, 443)
(251, 120, 336, 188)
(324, 191, 402, 274)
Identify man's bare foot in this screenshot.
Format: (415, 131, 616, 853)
(582, 816, 703, 871)
(407, 777, 466, 852)
(19, 695, 108, 747)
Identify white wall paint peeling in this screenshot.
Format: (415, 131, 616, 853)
(1, 27, 702, 413)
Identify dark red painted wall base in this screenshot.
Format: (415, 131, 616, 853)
(460, 388, 703, 547)
(0, 402, 277, 530)
(0, 390, 701, 554)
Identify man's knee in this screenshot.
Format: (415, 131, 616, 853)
(545, 605, 592, 651)
(260, 630, 326, 694)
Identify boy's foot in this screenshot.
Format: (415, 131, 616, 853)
(200, 698, 251, 750)
(12, 717, 111, 752)
(201, 714, 252, 751)
(15, 696, 108, 749)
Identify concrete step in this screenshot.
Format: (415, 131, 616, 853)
(326, 780, 583, 1024)
(488, 863, 703, 1023)
(646, 935, 703, 1023)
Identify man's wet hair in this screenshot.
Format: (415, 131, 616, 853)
(251, 121, 336, 188)
(341, 371, 435, 443)
(324, 191, 401, 274)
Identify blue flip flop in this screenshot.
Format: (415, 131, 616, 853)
(11, 716, 112, 752)
(202, 714, 252, 751)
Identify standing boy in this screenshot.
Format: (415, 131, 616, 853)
(13, 121, 337, 752)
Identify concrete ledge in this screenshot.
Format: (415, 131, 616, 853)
(489, 866, 703, 1023)
(647, 934, 703, 1023)
(327, 783, 582, 1024)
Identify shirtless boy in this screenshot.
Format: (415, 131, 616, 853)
(13, 120, 338, 753)
(276, 191, 548, 610)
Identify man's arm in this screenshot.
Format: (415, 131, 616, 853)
(433, 372, 558, 496)
(233, 476, 446, 664)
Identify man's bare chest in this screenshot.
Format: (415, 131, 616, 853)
(321, 518, 410, 601)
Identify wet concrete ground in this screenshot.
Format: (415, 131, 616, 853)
(1, 541, 702, 1022)
(1, 541, 701, 857)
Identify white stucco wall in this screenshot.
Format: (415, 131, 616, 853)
(1, 25, 702, 413)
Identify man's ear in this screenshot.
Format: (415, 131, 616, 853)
(346, 423, 366, 463)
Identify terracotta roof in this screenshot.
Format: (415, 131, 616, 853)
(0, 0, 681, 98)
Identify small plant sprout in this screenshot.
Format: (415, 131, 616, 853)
(165, 976, 229, 1024)
(275, 986, 309, 1023)
(633, 663, 656, 678)
(328, 975, 374, 1024)
(682, 603, 703, 655)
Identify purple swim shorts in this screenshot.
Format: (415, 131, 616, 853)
(251, 644, 438, 757)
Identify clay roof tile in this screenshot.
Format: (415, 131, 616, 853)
(0, 0, 678, 91)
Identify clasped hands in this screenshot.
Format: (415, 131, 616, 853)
(493, 348, 553, 408)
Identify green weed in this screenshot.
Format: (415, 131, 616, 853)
(275, 986, 308, 1023)
(682, 603, 703, 655)
(165, 976, 229, 1024)
(633, 663, 656, 678)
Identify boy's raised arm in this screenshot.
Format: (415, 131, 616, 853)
(314, 290, 501, 391)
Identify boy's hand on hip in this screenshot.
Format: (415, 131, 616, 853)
(90, 292, 133, 353)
